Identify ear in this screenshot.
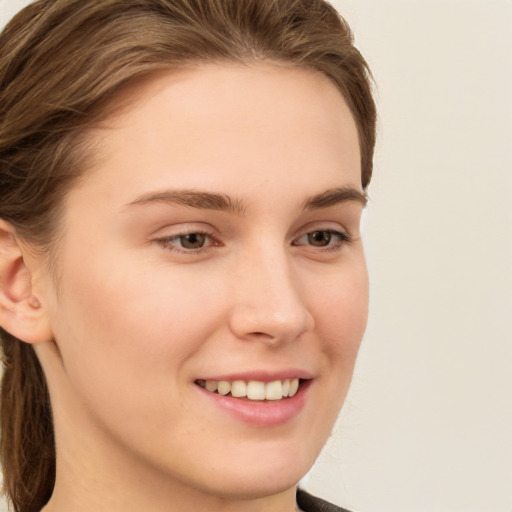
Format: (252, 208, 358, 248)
(0, 219, 53, 344)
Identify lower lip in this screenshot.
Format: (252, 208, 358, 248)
(196, 380, 311, 427)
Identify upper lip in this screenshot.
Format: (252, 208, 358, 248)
(196, 369, 314, 382)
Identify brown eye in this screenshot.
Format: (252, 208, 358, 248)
(307, 231, 332, 247)
(293, 229, 351, 252)
(179, 233, 207, 249)
(156, 230, 219, 254)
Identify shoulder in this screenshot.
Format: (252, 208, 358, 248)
(297, 489, 354, 512)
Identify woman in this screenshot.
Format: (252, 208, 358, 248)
(0, 1, 376, 511)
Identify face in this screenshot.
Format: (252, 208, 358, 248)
(37, 64, 368, 502)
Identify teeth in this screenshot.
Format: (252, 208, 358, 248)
(289, 378, 299, 397)
(265, 380, 283, 400)
(205, 380, 218, 392)
(217, 381, 231, 396)
(231, 380, 246, 398)
(282, 379, 290, 396)
(247, 381, 266, 400)
(199, 378, 301, 400)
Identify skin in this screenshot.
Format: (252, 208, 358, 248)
(3, 63, 368, 512)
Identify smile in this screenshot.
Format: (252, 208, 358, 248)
(195, 378, 300, 401)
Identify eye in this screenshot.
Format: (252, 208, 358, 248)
(293, 229, 351, 250)
(175, 232, 208, 249)
(306, 231, 333, 247)
(155, 230, 218, 253)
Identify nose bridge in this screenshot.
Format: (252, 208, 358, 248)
(229, 240, 313, 343)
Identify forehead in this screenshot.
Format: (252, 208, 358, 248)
(107, 62, 353, 124)
(72, 63, 362, 219)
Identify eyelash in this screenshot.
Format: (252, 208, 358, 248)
(155, 228, 352, 255)
(292, 229, 352, 252)
(155, 229, 220, 254)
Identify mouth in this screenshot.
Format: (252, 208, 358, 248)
(195, 378, 302, 401)
(194, 375, 311, 426)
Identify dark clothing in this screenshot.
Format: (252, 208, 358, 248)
(297, 489, 352, 512)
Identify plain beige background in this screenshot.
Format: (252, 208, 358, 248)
(1, 0, 511, 511)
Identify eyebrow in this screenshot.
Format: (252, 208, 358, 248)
(302, 187, 368, 209)
(125, 186, 367, 214)
(125, 189, 246, 215)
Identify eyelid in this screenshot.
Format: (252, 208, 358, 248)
(293, 229, 351, 244)
(291, 223, 354, 254)
(149, 220, 213, 237)
(293, 220, 352, 239)
(152, 224, 221, 254)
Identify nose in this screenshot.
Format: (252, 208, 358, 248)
(228, 248, 314, 345)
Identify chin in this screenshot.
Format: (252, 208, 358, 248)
(190, 442, 318, 501)
(201, 469, 304, 502)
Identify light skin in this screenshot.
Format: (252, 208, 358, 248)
(0, 63, 368, 512)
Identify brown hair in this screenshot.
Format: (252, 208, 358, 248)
(0, 1, 376, 510)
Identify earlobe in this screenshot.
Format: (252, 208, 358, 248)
(0, 220, 53, 344)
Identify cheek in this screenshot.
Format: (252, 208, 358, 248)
(46, 262, 225, 437)
(48, 255, 235, 427)
(311, 260, 369, 361)
(299, 263, 368, 455)
(55, 264, 221, 368)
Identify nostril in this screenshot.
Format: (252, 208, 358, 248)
(248, 331, 274, 340)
